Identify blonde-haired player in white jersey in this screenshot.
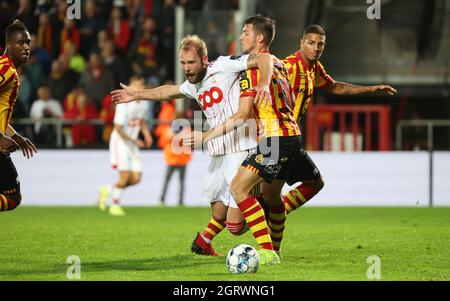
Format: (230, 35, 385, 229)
(111, 35, 272, 254)
(98, 76, 153, 216)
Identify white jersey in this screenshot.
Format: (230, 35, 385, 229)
(112, 100, 149, 140)
(179, 55, 257, 156)
(109, 100, 149, 171)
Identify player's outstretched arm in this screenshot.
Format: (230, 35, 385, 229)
(325, 81, 397, 96)
(111, 83, 184, 104)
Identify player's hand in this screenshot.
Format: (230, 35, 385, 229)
(0, 134, 19, 153)
(182, 130, 205, 148)
(11, 134, 37, 159)
(251, 84, 271, 108)
(372, 85, 397, 95)
(136, 139, 145, 148)
(111, 83, 138, 104)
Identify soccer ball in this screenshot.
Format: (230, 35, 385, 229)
(226, 244, 260, 274)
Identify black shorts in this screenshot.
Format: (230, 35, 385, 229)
(241, 136, 302, 183)
(0, 153, 20, 195)
(285, 143, 321, 186)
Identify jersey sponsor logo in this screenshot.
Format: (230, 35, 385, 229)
(229, 55, 242, 60)
(239, 78, 250, 91)
(198, 86, 223, 110)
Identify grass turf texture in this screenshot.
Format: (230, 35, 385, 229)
(1, 207, 449, 280)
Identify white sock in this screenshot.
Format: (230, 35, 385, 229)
(112, 186, 123, 205)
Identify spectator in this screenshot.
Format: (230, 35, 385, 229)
(96, 30, 111, 53)
(101, 40, 130, 89)
(156, 0, 175, 80)
(36, 12, 55, 57)
(50, 0, 69, 57)
(22, 52, 46, 101)
(130, 17, 160, 80)
(63, 40, 87, 74)
(63, 90, 99, 147)
(60, 18, 80, 57)
(48, 55, 79, 104)
(125, 0, 145, 30)
(107, 6, 132, 53)
(15, 0, 37, 35)
(78, 52, 114, 110)
(29, 85, 63, 146)
(79, 0, 103, 58)
(30, 34, 51, 74)
(16, 67, 33, 116)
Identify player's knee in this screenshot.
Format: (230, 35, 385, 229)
(230, 180, 245, 202)
(129, 177, 141, 186)
(226, 221, 249, 236)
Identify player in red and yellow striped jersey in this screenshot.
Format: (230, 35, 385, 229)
(239, 58, 299, 139)
(281, 25, 397, 216)
(0, 20, 37, 212)
(185, 15, 301, 264)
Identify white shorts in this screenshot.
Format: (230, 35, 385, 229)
(202, 151, 248, 209)
(109, 133, 142, 172)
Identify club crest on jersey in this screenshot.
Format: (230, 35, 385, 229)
(255, 154, 264, 164)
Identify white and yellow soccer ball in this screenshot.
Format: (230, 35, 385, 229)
(226, 244, 260, 274)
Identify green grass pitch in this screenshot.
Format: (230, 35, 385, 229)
(1, 206, 449, 280)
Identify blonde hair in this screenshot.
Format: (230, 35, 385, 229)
(179, 35, 208, 58)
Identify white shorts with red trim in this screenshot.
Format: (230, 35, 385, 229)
(109, 132, 142, 172)
(201, 151, 248, 209)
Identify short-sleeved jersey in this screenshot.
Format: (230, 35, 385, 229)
(283, 51, 333, 122)
(179, 55, 257, 156)
(113, 100, 149, 140)
(239, 57, 300, 138)
(0, 55, 20, 134)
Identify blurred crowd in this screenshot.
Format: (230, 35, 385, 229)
(0, 0, 238, 148)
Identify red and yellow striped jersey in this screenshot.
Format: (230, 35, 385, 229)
(283, 51, 333, 122)
(0, 55, 20, 134)
(239, 58, 300, 138)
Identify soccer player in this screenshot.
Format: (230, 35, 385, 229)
(97, 76, 153, 216)
(281, 24, 397, 215)
(111, 35, 272, 255)
(0, 20, 37, 212)
(187, 15, 298, 264)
